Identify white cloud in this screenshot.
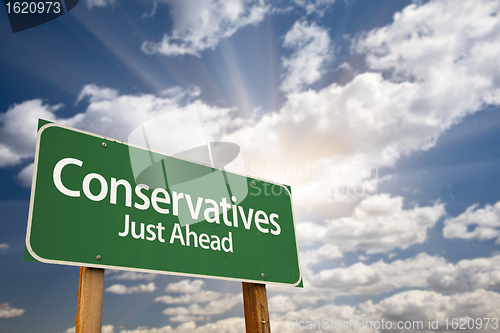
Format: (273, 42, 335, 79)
(354, 0, 500, 132)
(65, 84, 205, 142)
(268, 252, 500, 309)
(107, 271, 158, 281)
(156, 280, 239, 322)
(358, 254, 369, 261)
(155, 291, 221, 304)
(295, 253, 500, 300)
(2, 0, 499, 205)
(0, 303, 25, 318)
(297, 194, 445, 254)
(280, 21, 332, 93)
(0, 243, 9, 250)
(168, 315, 209, 323)
(269, 302, 364, 333)
(299, 243, 343, 273)
(357, 0, 500, 104)
(105, 282, 156, 294)
(443, 201, 500, 242)
(118, 318, 245, 333)
(104, 327, 117, 333)
(309, 253, 445, 295)
(165, 279, 205, 293)
(86, 0, 114, 10)
(76, 84, 119, 103)
(0, 100, 60, 167)
(141, 0, 268, 57)
(223, 0, 500, 210)
(269, 289, 500, 333)
(269, 295, 296, 313)
(16, 163, 34, 188)
(162, 293, 242, 322)
(293, 0, 336, 16)
(0, 84, 231, 173)
(63, 325, 114, 333)
(360, 289, 500, 332)
(7, 0, 500, 213)
(427, 255, 500, 293)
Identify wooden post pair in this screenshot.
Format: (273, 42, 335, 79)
(75, 268, 271, 333)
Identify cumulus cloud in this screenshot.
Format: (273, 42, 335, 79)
(271, 304, 362, 332)
(299, 243, 343, 271)
(222, 0, 500, 210)
(0, 100, 60, 167)
(360, 289, 500, 332)
(118, 318, 245, 333)
(0, 303, 25, 318)
(293, 0, 336, 16)
(156, 280, 239, 322)
(105, 282, 156, 294)
(16, 163, 34, 188)
(0, 243, 9, 250)
(357, 0, 500, 99)
(443, 201, 500, 242)
(162, 293, 242, 322)
(268, 252, 500, 309)
(103, 325, 116, 333)
(297, 194, 445, 254)
(269, 289, 500, 333)
(141, 0, 268, 57)
(165, 279, 205, 293)
(65, 84, 212, 142)
(269, 295, 297, 313)
(291, 253, 500, 301)
(354, 0, 500, 137)
(63, 325, 114, 333)
(7, 0, 500, 206)
(2, 0, 499, 203)
(427, 255, 500, 293)
(280, 21, 332, 93)
(155, 291, 221, 304)
(86, 0, 114, 10)
(76, 84, 119, 103)
(309, 253, 445, 295)
(107, 271, 158, 281)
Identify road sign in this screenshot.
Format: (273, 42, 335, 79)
(25, 121, 302, 287)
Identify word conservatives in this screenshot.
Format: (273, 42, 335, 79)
(52, 158, 282, 253)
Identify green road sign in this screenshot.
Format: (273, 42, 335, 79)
(25, 121, 302, 287)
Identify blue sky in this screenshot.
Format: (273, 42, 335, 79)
(2, 0, 500, 332)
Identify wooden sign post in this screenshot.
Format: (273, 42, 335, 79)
(242, 282, 271, 333)
(75, 267, 105, 333)
(73, 273, 271, 333)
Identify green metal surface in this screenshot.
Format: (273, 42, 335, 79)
(26, 122, 302, 286)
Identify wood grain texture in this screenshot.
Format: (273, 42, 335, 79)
(75, 267, 105, 333)
(242, 282, 271, 333)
